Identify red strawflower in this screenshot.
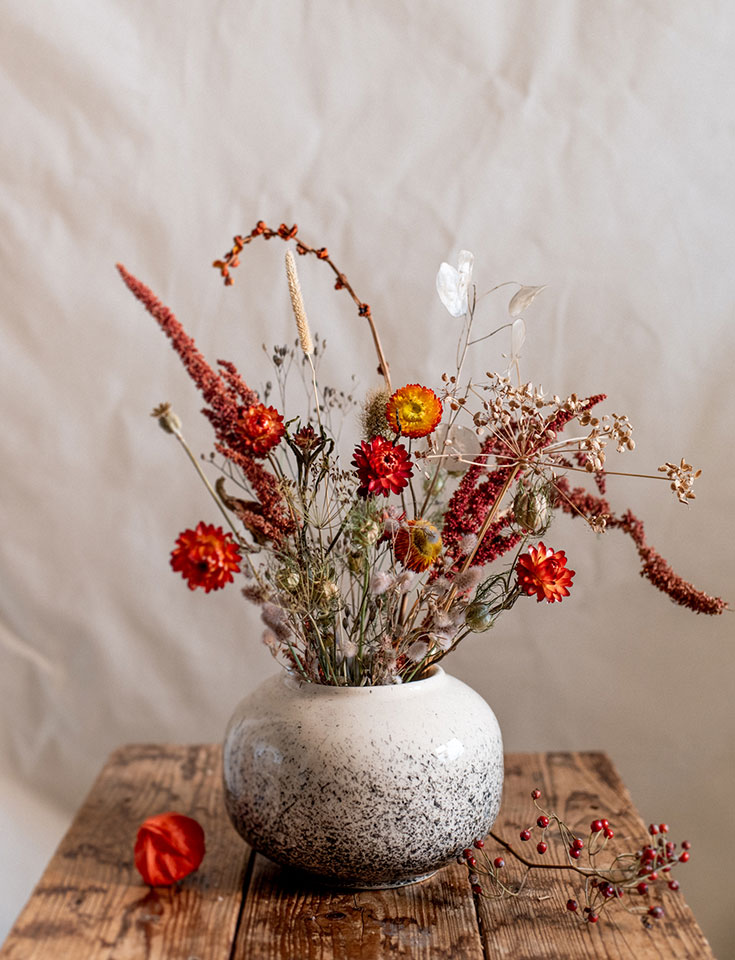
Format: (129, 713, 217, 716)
(352, 436, 413, 498)
(170, 522, 242, 592)
(134, 813, 205, 886)
(516, 542, 575, 603)
(236, 403, 285, 457)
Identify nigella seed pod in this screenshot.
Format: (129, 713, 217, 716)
(513, 484, 551, 534)
(464, 602, 494, 633)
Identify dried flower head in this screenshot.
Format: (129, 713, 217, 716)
(361, 387, 393, 440)
(394, 520, 443, 572)
(386, 384, 443, 439)
(516, 543, 574, 603)
(170, 523, 242, 593)
(658, 459, 701, 504)
(151, 401, 182, 435)
(236, 403, 286, 457)
(352, 437, 413, 498)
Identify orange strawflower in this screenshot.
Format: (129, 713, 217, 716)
(386, 384, 443, 439)
(236, 403, 285, 457)
(516, 542, 575, 603)
(170, 522, 242, 592)
(394, 519, 443, 571)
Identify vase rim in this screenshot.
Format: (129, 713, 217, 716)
(282, 664, 445, 694)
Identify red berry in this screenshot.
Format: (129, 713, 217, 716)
(467, 857, 477, 867)
(615, 888, 624, 898)
(601, 819, 610, 829)
(588, 913, 599, 924)
(649, 823, 659, 835)
(604, 827, 614, 839)
(591, 819, 603, 833)
(682, 840, 691, 850)
(668, 880, 680, 891)
(531, 789, 542, 800)
(648, 872, 658, 882)
(537, 815, 550, 828)
(493, 856, 505, 869)
(648, 905, 664, 919)
(567, 899, 578, 911)
(471, 883, 483, 895)
(520, 829, 531, 842)
(569, 848, 581, 859)
(473, 839, 484, 849)
(572, 837, 584, 850)
(659, 823, 669, 834)
(637, 882, 649, 895)
(462, 848, 473, 859)
(537, 842, 548, 854)
(679, 851, 690, 863)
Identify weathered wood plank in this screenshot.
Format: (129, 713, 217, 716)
(0, 743, 250, 960)
(0, 746, 716, 959)
(234, 854, 485, 960)
(474, 751, 715, 959)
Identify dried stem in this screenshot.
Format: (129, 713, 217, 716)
(214, 221, 392, 391)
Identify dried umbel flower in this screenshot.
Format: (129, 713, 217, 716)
(659, 459, 701, 504)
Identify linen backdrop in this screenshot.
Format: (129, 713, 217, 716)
(1, 1, 733, 953)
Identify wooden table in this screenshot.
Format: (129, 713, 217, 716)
(0, 746, 714, 959)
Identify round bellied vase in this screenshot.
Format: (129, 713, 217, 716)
(222, 666, 504, 888)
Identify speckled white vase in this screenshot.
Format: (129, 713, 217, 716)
(222, 666, 503, 888)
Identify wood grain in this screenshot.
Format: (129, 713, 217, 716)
(0, 747, 716, 959)
(0, 743, 250, 960)
(475, 751, 715, 959)
(234, 855, 485, 959)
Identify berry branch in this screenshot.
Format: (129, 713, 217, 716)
(462, 788, 691, 928)
(213, 221, 393, 391)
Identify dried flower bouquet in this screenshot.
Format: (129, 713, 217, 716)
(117, 221, 727, 686)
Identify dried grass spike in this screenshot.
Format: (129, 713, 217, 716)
(285, 250, 313, 356)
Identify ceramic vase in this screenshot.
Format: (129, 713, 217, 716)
(222, 665, 503, 888)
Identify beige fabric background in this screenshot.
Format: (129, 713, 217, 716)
(1, 0, 733, 953)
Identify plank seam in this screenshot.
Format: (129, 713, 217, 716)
(228, 846, 257, 960)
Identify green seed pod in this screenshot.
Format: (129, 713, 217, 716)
(465, 602, 494, 633)
(513, 485, 551, 534)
